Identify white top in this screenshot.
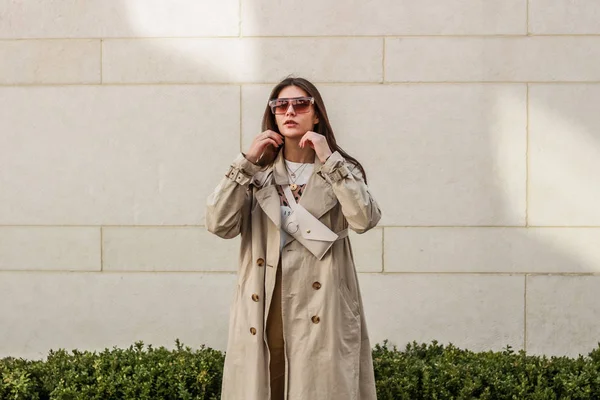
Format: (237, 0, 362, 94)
(280, 160, 314, 251)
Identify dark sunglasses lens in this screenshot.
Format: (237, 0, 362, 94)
(274, 101, 289, 114)
(293, 99, 311, 113)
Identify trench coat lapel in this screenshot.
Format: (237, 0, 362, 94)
(298, 158, 338, 220)
(255, 185, 280, 228)
(256, 149, 338, 231)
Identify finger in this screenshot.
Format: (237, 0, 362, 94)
(256, 131, 274, 146)
(301, 133, 311, 146)
(259, 136, 276, 145)
(263, 139, 278, 149)
(265, 130, 284, 145)
(253, 134, 267, 145)
(300, 132, 309, 143)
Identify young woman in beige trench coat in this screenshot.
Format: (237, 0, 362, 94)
(206, 77, 381, 400)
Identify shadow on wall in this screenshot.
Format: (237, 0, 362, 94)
(488, 84, 600, 268)
(484, 84, 600, 357)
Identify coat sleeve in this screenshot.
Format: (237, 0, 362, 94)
(320, 151, 382, 234)
(205, 153, 262, 239)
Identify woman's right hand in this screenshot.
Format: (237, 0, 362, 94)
(245, 130, 284, 165)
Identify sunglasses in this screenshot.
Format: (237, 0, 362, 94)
(268, 97, 315, 115)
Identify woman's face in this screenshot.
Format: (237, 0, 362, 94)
(274, 85, 319, 140)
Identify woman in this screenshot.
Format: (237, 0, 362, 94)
(206, 77, 381, 400)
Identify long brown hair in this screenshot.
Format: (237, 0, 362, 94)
(259, 76, 368, 184)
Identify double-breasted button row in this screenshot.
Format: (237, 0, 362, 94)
(248, 275, 261, 332)
(311, 282, 321, 324)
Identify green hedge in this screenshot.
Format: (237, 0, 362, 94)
(373, 341, 600, 399)
(2, 339, 600, 399)
(0, 340, 223, 400)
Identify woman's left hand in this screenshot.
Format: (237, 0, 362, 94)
(299, 131, 333, 163)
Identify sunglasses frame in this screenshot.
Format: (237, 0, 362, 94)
(268, 96, 315, 115)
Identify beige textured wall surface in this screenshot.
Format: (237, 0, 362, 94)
(1, 0, 599, 359)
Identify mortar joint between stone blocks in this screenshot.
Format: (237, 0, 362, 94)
(523, 274, 528, 352)
(381, 227, 385, 273)
(100, 226, 104, 272)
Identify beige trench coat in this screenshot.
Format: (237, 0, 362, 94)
(206, 149, 381, 400)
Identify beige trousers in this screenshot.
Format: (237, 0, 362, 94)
(266, 260, 285, 400)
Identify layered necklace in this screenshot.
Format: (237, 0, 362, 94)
(286, 162, 309, 191)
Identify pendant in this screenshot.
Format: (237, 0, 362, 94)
(290, 183, 298, 191)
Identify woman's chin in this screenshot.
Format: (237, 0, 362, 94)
(280, 129, 306, 140)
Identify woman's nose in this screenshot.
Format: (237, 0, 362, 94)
(285, 104, 296, 115)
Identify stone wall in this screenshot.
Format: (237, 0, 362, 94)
(1, 0, 599, 359)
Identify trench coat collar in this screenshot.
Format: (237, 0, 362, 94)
(271, 148, 323, 185)
(255, 149, 337, 229)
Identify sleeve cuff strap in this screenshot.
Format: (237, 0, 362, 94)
(225, 153, 262, 185)
(321, 151, 350, 183)
(326, 166, 350, 183)
(234, 153, 262, 175)
(321, 151, 344, 173)
(225, 165, 253, 185)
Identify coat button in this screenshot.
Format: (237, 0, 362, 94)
(256, 258, 265, 267)
(311, 315, 320, 324)
(312, 282, 321, 290)
(250, 327, 257, 335)
(251, 293, 259, 302)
